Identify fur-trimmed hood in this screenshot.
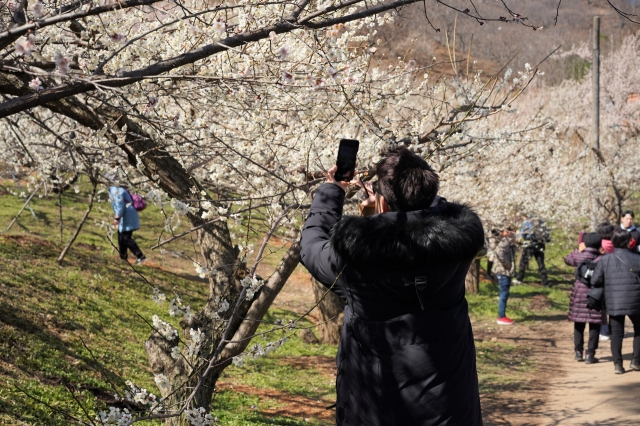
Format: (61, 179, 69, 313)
(330, 202, 484, 268)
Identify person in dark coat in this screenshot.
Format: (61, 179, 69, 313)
(300, 146, 485, 426)
(591, 228, 640, 374)
(564, 233, 605, 363)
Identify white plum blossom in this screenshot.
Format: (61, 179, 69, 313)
(185, 407, 216, 426)
(282, 71, 295, 84)
(54, 52, 71, 75)
(152, 315, 178, 340)
(151, 287, 166, 303)
(28, 77, 43, 92)
(183, 306, 194, 322)
(171, 345, 181, 360)
(110, 33, 125, 42)
(193, 261, 210, 279)
(154, 373, 170, 389)
(217, 299, 229, 313)
(188, 328, 204, 355)
(27, 0, 44, 18)
(121, 380, 161, 409)
(146, 188, 169, 208)
(277, 46, 291, 60)
(212, 19, 226, 34)
(15, 34, 35, 56)
(241, 275, 264, 301)
(170, 198, 191, 215)
(96, 407, 132, 425)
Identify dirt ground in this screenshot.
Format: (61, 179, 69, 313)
(269, 274, 640, 425)
(144, 255, 640, 425)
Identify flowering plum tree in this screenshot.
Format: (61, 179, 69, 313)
(3, 0, 631, 424)
(440, 34, 640, 232)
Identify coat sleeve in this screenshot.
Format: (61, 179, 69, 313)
(591, 259, 605, 288)
(564, 249, 580, 267)
(300, 184, 347, 289)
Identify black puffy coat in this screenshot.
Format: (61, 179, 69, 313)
(591, 248, 640, 316)
(300, 184, 485, 426)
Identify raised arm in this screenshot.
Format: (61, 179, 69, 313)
(300, 183, 347, 288)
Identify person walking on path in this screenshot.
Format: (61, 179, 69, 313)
(620, 210, 640, 254)
(591, 228, 640, 374)
(564, 233, 605, 364)
(109, 186, 146, 264)
(491, 227, 517, 325)
(515, 214, 551, 287)
(300, 146, 485, 425)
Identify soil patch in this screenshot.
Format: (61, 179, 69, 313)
(216, 382, 335, 422)
(279, 356, 336, 379)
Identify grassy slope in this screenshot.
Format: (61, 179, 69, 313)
(0, 183, 578, 425)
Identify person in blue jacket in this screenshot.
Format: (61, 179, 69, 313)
(109, 186, 146, 264)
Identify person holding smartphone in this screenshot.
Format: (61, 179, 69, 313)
(300, 145, 484, 425)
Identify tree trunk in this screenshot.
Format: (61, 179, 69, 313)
(311, 278, 344, 345)
(465, 258, 480, 295)
(0, 70, 304, 422)
(21, 91, 301, 423)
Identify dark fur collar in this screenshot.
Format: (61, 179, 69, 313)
(330, 202, 484, 268)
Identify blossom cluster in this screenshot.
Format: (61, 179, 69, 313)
(241, 275, 265, 301)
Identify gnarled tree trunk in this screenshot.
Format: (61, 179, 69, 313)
(311, 278, 344, 345)
(465, 258, 480, 295)
(0, 72, 305, 422)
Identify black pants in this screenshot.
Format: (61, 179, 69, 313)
(574, 322, 601, 355)
(118, 230, 143, 260)
(609, 314, 640, 364)
(516, 244, 549, 286)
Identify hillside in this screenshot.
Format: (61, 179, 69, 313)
(376, 0, 640, 81)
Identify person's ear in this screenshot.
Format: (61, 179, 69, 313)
(380, 196, 390, 213)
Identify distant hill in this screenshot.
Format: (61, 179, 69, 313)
(376, 0, 640, 82)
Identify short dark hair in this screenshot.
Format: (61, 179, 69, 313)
(583, 232, 602, 249)
(597, 222, 615, 240)
(375, 146, 439, 212)
(611, 228, 632, 249)
(622, 210, 635, 219)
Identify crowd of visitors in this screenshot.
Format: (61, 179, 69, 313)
(486, 210, 640, 375)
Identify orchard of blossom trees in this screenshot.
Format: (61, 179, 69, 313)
(1, 0, 639, 423)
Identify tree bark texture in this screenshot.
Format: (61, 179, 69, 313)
(465, 258, 480, 295)
(311, 278, 344, 345)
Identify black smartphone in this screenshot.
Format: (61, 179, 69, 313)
(335, 139, 359, 182)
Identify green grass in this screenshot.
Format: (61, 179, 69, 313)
(0, 179, 584, 425)
(0, 233, 336, 426)
(0, 180, 332, 426)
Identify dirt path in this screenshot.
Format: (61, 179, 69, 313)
(531, 321, 640, 426)
(482, 319, 640, 426)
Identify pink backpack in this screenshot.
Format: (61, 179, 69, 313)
(127, 190, 147, 212)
